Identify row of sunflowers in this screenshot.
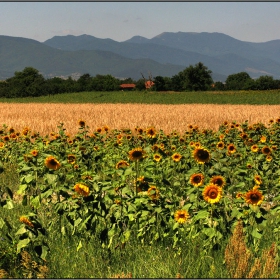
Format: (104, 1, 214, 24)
(0, 117, 280, 259)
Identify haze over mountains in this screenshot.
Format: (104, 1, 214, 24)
(1, 32, 280, 81)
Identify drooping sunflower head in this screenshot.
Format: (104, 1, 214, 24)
(45, 156, 61, 170)
(227, 143, 236, 154)
(78, 120, 86, 127)
(174, 209, 190, 224)
(153, 153, 162, 162)
(203, 184, 222, 204)
(67, 154, 76, 164)
(244, 187, 264, 206)
(128, 147, 145, 161)
(254, 175, 262, 185)
(193, 148, 211, 164)
(261, 146, 272, 155)
(146, 127, 157, 138)
(116, 160, 130, 169)
(147, 186, 160, 201)
(210, 175, 226, 188)
(172, 153, 182, 162)
(74, 183, 90, 197)
(190, 173, 204, 187)
(251, 144, 259, 153)
(19, 216, 34, 228)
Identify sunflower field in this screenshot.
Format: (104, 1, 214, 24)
(0, 117, 280, 276)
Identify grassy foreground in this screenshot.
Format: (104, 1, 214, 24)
(0, 89, 280, 104)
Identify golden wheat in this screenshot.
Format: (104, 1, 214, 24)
(0, 103, 279, 135)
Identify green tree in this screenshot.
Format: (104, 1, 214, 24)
(176, 62, 213, 91)
(5, 67, 46, 97)
(90, 74, 120, 91)
(225, 72, 253, 90)
(255, 75, 279, 90)
(154, 76, 166, 91)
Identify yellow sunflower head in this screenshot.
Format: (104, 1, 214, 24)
(261, 146, 272, 155)
(30, 150, 39, 157)
(146, 127, 157, 138)
(147, 186, 160, 201)
(0, 142, 5, 148)
(74, 183, 90, 197)
(128, 147, 145, 161)
(251, 144, 259, 153)
(244, 188, 264, 206)
(45, 156, 61, 170)
(254, 175, 262, 185)
(172, 153, 182, 162)
(260, 135, 266, 143)
(116, 160, 130, 169)
(227, 143, 236, 154)
(174, 209, 189, 224)
(153, 153, 162, 162)
(67, 154, 76, 164)
(266, 155, 272, 162)
(216, 141, 225, 149)
(193, 148, 211, 164)
(210, 175, 226, 188)
(190, 173, 204, 187)
(203, 184, 222, 204)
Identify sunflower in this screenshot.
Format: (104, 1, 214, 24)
(227, 144, 236, 154)
(261, 146, 272, 155)
(128, 147, 145, 161)
(246, 163, 253, 169)
(203, 184, 222, 204)
(96, 127, 102, 133)
(260, 135, 266, 143)
(103, 125, 110, 132)
(251, 144, 259, 153)
(174, 209, 189, 224)
(172, 153, 182, 162)
(45, 156, 61, 170)
(219, 134, 225, 140)
(137, 128, 144, 134)
(254, 175, 262, 185)
(190, 173, 204, 187)
(153, 153, 162, 162)
(67, 154, 76, 164)
(240, 133, 248, 140)
(146, 127, 157, 138)
(193, 148, 211, 164)
(216, 141, 225, 149)
(244, 187, 264, 206)
(30, 150, 39, 157)
(19, 216, 34, 228)
(210, 175, 226, 188)
(116, 160, 130, 169)
(152, 144, 159, 151)
(78, 120, 86, 127)
(8, 127, 15, 134)
(74, 183, 90, 197)
(3, 135, 9, 142)
(147, 186, 160, 201)
(266, 155, 272, 162)
(136, 176, 149, 193)
(0, 142, 4, 148)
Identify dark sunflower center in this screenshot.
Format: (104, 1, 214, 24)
(193, 176, 202, 183)
(214, 179, 223, 186)
(50, 159, 57, 166)
(179, 214, 185, 218)
(250, 194, 260, 202)
(209, 190, 218, 198)
(229, 146, 235, 151)
(132, 151, 143, 158)
(197, 150, 209, 160)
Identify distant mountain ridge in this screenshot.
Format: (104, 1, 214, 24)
(1, 32, 280, 81)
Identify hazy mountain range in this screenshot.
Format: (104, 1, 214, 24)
(1, 32, 280, 81)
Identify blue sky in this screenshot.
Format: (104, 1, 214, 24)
(1, 2, 280, 43)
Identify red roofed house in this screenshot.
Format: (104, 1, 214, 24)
(120, 83, 136, 90)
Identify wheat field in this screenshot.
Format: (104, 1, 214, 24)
(1, 103, 279, 135)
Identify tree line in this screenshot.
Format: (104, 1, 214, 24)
(0, 63, 279, 98)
